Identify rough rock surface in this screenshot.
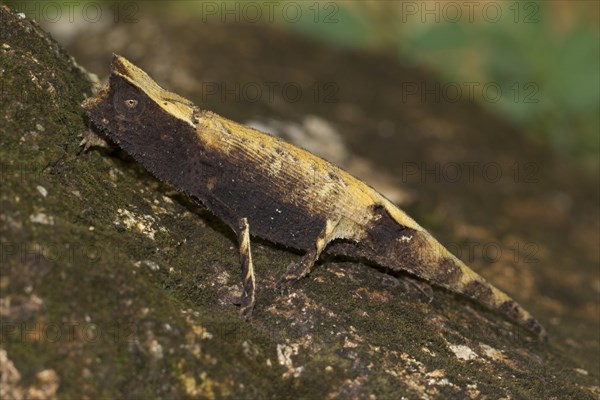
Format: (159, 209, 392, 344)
(1, 5, 598, 399)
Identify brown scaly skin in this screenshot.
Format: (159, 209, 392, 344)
(82, 55, 547, 340)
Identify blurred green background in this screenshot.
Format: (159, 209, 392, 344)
(262, 0, 599, 173)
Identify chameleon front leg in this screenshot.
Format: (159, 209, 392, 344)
(276, 220, 336, 290)
(237, 217, 256, 318)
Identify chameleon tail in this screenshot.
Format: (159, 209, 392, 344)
(353, 201, 547, 339)
(415, 230, 547, 340)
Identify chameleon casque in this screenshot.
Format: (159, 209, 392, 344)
(82, 55, 546, 339)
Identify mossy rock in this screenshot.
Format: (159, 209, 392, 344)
(0, 5, 597, 399)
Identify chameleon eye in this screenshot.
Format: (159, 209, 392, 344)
(124, 99, 138, 109)
(114, 88, 145, 117)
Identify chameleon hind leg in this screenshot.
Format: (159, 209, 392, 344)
(237, 217, 256, 318)
(276, 219, 337, 290)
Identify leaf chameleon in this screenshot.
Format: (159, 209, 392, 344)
(82, 55, 546, 339)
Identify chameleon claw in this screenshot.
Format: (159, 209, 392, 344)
(239, 302, 254, 319)
(231, 291, 255, 319)
(275, 273, 298, 294)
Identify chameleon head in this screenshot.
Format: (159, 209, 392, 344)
(81, 54, 197, 151)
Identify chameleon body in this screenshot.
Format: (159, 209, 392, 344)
(82, 55, 546, 339)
